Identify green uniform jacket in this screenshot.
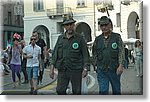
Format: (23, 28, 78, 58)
(92, 32, 125, 72)
(52, 33, 90, 71)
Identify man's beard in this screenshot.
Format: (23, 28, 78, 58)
(66, 29, 74, 35)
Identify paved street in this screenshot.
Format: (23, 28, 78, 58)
(0, 63, 143, 95)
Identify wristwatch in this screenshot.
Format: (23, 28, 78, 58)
(84, 68, 88, 71)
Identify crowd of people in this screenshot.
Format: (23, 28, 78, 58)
(0, 15, 143, 95)
(0, 32, 52, 94)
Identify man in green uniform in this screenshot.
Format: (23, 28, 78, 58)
(49, 15, 89, 95)
(92, 16, 125, 95)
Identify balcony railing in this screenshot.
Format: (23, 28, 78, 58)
(47, 7, 72, 18)
(96, 2, 114, 13)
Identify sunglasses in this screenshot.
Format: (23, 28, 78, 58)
(31, 38, 36, 41)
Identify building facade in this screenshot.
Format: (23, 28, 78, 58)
(23, 0, 143, 49)
(1, 0, 24, 49)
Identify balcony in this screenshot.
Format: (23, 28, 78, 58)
(96, 2, 114, 13)
(46, 7, 72, 19)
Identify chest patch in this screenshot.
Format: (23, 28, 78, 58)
(72, 43, 79, 49)
(112, 42, 118, 49)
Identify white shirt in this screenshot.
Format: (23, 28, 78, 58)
(23, 44, 41, 67)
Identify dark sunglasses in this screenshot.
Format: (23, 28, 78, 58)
(31, 38, 36, 41)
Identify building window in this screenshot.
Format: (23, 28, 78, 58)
(16, 15, 21, 26)
(33, 0, 44, 11)
(57, 22, 64, 33)
(116, 13, 121, 27)
(8, 12, 12, 25)
(56, 0, 64, 14)
(77, 0, 86, 7)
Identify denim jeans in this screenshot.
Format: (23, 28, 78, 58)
(27, 66, 39, 80)
(97, 68, 121, 95)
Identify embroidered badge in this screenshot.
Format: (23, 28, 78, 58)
(112, 43, 118, 49)
(72, 43, 79, 49)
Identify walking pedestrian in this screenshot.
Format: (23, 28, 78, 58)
(8, 33, 22, 88)
(133, 40, 143, 77)
(23, 36, 42, 95)
(49, 15, 90, 95)
(92, 16, 125, 95)
(124, 44, 129, 69)
(20, 40, 28, 84)
(32, 31, 47, 85)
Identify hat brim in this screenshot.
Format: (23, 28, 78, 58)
(62, 20, 76, 25)
(99, 20, 110, 25)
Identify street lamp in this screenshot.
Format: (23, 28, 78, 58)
(95, 0, 114, 16)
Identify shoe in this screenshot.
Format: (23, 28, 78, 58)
(22, 80, 28, 84)
(33, 90, 37, 95)
(136, 75, 140, 77)
(37, 80, 39, 85)
(29, 87, 34, 95)
(40, 81, 43, 85)
(13, 82, 16, 88)
(18, 81, 21, 85)
(140, 75, 143, 77)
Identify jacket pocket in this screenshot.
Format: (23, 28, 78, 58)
(57, 43, 63, 59)
(111, 49, 118, 59)
(70, 49, 80, 59)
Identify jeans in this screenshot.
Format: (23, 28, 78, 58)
(26, 66, 39, 80)
(97, 68, 121, 95)
(10, 64, 21, 82)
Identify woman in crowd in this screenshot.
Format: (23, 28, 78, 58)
(8, 33, 22, 88)
(133, 40, 143, 77)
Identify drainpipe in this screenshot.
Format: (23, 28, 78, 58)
(120, 1, 122, 32)
(93, 2, 96, 38)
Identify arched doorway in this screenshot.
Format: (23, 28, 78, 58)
(127, 12, 140, 39)
(33, 25, 50, 49)
(75, 22, 92, 42)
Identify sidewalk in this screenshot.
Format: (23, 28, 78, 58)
(1, 63, 143, 95)
(1, 69, 57, 95)
(87, 63, 143, 95)
(121, 63, 143, 95)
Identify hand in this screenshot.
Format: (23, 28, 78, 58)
(28, 55, 33, 58)
(49, 65, 54, 79)
(82, 68, 88, 78)
(116, 64, 123, 75)
(49, 70, 54, 79)
(39, 66, 43, 71)
(44, 58, 47, 63)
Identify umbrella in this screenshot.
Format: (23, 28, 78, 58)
(127, 38, 139, 43)
(123, 38, 139, 44)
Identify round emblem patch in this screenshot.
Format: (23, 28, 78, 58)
(112, 43, 118, 49)
(72, 43, 79, 49)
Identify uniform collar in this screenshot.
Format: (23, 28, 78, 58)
(63, 32, 76, 39)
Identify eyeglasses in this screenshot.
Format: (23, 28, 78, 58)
(31, 38, 36, 41)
